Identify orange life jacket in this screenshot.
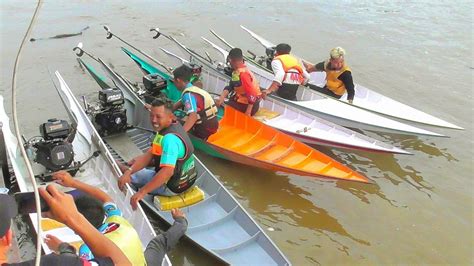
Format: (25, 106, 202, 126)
(273, 54, 305, 84)
(231, 66, 261, 104)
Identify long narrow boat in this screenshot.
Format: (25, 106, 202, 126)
(0, 74, 170, 264)
(201, 30, 448, 137)
(85, 53, 370, 183)
(73, 61, 292, 265)
(123, 46, 410, 155)
(235, 25, 463, 130)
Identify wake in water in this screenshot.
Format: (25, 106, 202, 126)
(29, 26, 89, 42)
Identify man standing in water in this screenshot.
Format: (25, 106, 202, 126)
(216, 48, 262, 116)
(262, 43, 310, 100)
(303, 47, 355, 104)
(118, 99, 198, 209)
(172, 65, 219, 140)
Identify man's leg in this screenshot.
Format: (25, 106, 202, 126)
(276, 83, 299, 101)
(130, 169, 175, 195)
(227, 99, 247, 113)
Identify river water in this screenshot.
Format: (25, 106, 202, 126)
(1, 0, 472, 264)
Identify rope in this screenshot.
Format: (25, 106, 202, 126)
(11, 1, 43, 265)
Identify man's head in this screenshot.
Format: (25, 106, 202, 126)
(74, 195, 105, 229)
(275, 43, 291, 56)
(329, 47, 345, 70)
(227, 48, 244, 69)
(172, 64, 193, 90)
(149, 98, 174, 132)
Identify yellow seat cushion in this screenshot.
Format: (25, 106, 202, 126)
(153, 186, 205, 211)
(253, 108, 280, 121)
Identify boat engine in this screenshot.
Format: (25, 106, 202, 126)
(32, 119, 75, 172)
(93, 88, 128, 136)
(257, 47, 275, 70)
(143, 73, 167, 96)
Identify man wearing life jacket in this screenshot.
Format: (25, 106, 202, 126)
(303, 47, 355, 104)
(172, 65, 219, 140)
(51, 171, 145, 265)
(263, 43, 310, 101)
(117, 99, 198, 208)
(216, 48, 262, 116)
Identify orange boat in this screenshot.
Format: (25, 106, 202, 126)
(193, 106, 370, 183)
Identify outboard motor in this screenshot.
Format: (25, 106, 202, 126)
(258, 46, 275, 70)
(143, 73, 167, 95)
(32, 119, 75, 172)
(93, 88, 128, 136)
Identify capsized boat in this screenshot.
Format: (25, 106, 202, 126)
(204, 29, 448, 137)
(73, 58, 292, 265)
(79, 46, 370, 183)
(236, 25, 463, 130)
(0, 73, 169, 263)
(123, 45, 411, 155)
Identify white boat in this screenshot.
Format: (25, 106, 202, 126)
(0, 72, 171, 265)
(137, 45, 410, 155)
(204, 29, 448, 137)
(237, 25, 463, 130)
(76, 53, 291, 265)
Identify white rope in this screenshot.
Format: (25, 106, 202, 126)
(11, 1, 43, 265)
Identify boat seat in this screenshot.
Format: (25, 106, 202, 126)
(253, 108, 280, 122)
(153, 186, 205, 211)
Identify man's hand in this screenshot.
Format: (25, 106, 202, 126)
(44, 234, 63, 253)
(52, 171, 76, 188)
(118, 173, 132, 191)
(39, 185, 81, 226)
(215, 98, 224, 107)
(261, 90, 270, 100)
(171, 208, 186, 220)
(130, 190, 145, 210)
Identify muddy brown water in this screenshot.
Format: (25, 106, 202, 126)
(1, 0, 472, 264)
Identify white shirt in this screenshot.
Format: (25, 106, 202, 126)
(271, 58, 310, 85)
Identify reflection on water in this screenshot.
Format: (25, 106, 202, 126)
(317, 145, 435, 201)
(197, 152, 370, 261)
(368, 130, 457, 162)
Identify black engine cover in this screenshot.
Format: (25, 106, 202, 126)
(143, 74, 167, 94)
(34, 141, 74, 171)
(94, 108, 128, 136)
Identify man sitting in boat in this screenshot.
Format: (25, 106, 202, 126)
(303, 47, 355, 104)
(172, 64, 219, 140)
(51, 171, 145, 265)
(1, 186, 131, 265)
(216, 48, 262, 116)
(118, 99, 198, 206)
(262, 43, 310, 100)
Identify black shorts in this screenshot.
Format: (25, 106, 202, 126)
(308, 84, 342, 99)
(276, 83, 299, 101)
(228, 98, 260, 116)
(191, 116, 219, 140)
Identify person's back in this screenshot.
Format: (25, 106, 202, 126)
(264, 43, 310, 101)
(181, 85, 219, 139)
(77, 198, 145, 265)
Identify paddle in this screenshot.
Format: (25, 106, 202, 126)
(103, 25, 173, 74)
